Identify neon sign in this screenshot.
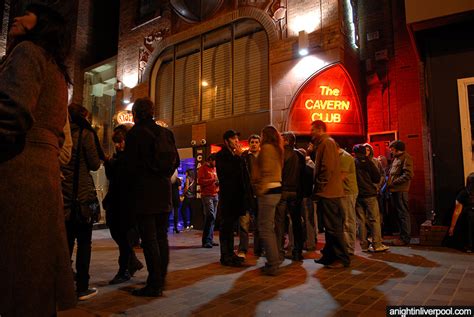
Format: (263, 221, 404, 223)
(116, 110, 134, 125)
(287, 63, 363, 136)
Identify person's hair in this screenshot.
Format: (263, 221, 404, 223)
(311, 120, 327, 132)
(68, 103, 89, 122)
(281, 131, 296, 147)
(206, 153, 217, 161)
(132, 98, 154, 122)
(9, 3, 71, 84)
(389, 140, 405, 152)
(466, 173, 474, 195)
(112, 126, 127, 143)
(248, 134, 261, 142)
(68, 103, 106, 160)
(261, 125, 283, 162)
(364, 143, 374, 158)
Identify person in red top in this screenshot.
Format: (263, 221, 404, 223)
(198, 154, 220, 248)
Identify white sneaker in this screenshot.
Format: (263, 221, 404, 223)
(78, 288, 98, 301)
(368, 244, 390, 252)
(237, 251, 246, 259)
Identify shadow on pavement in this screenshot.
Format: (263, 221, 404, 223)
(313, 252, 439, 316)
(191, 262, 307, 316)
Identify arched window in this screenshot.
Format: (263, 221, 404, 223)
(154, 18, 269, 126)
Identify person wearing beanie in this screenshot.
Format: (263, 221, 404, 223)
(387, 140, 414, 246)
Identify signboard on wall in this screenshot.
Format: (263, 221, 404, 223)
(287, 63, 364, 136)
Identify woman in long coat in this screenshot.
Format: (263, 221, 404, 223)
(0, 4, 76, 316)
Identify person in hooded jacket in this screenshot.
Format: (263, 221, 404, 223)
(61, 103, 104, 300)
(353, 144, 389, 253)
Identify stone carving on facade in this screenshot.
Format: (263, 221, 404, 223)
(266, 0, 287, 39)
(138, 27, 170, 83)
(239, 0, 287, 39)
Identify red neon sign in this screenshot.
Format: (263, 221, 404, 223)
(287, 63, 363, 136)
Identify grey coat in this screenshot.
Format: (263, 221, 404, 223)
(0, 41, 76, 316)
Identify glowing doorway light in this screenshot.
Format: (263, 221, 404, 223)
(290, 12, 319, 34)
(298, 30, 309, 56)
(125, 102, 134, 111)
(123, 73, 138, 88)
(293, 55, 327, 79)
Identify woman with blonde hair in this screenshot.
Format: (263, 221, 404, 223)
(252, 125, 284, 275)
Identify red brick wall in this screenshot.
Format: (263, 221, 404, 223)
(362, 0, 429, 231)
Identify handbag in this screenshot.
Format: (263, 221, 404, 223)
(71, 128, 101, 224)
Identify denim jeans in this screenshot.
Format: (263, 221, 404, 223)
(301, 197, 317, 250)
(137, 213, 170, 290)
(275, 191, 303, 257)
(201, 195, 218, 246)
(258, 193, 281, 267)
(238, 211, 250, 253)
(66, 220, 93, 292)
(356, 196, 383, 248)
(180, 197, 192, 227)
(391, 191, 411, 244)
(340, 194, 357, 254)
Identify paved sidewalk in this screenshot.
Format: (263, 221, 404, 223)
(59, 229, 474, 317)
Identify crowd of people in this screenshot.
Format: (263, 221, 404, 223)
(195, 120, 415, 273)
(2, 4, 474, 317)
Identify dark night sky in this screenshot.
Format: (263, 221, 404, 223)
(91, 0, 120, 64)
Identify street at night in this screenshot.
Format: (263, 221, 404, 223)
(59, 229, 474, 317)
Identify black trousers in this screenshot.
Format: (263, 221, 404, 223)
(108, 219, 140, 275)
(219, 210, 241, 261)
(66, 220, 93, 292)
(136, 212, 170, 290)
(318, 197, 350, 265)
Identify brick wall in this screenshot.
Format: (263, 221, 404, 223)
(271, 0, 343, 130)
(360, 0, 430, 232)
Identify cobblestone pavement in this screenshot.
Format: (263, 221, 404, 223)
(58, 229, 474, 317)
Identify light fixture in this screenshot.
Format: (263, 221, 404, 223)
(298, 30, 309, 56)
(201, 80, 209, 87)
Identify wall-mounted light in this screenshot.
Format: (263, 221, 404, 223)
(201, 80, 209, 87)
(298, 30, 309, 56)
(114, 80, 123, 91)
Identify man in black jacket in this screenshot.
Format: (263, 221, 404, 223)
(353, 144, 389, 252)
(275, 132, 306, 261)
(124, 98, 179, 297)
(215, 130, 250, 267)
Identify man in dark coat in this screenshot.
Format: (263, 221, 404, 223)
(311, 120, 350, 268)
(387, 140, 414, 246)
(124, 98, 179, 297)
(215, 129, 250, 266)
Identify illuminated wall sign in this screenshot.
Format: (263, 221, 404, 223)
(115, 110, 134, 125)
(287, 63, 363, 136)
(155, 120, 169, 127)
